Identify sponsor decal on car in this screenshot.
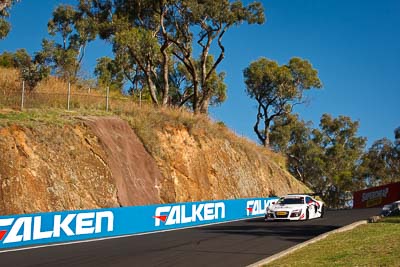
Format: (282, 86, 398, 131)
(153, 202, 225, 226)
(0, 211, 114, 245)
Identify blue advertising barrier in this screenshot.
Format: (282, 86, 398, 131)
(0, 197, 279, 249)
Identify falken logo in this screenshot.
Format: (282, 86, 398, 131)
(154, 202, 225, 226)
(0, 211, 114, 245)
(246, 199, 276, 216)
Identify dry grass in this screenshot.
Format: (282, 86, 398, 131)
(120, 103, 287, 168)
(0, 67, 20, 90)
(0, 67, 22, 109)
(0, 68, 134, 110)
(0, 68, 287, 168)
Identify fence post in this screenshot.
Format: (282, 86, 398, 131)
(21, 80, 25, 110)
(106, 86, 109, 111)
(67, 82, 71, 111)
(139, 90, 142, 108)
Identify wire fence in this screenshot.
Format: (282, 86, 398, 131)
(0, 82, 143, 113)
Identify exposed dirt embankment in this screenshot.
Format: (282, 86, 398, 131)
(0, 123, 119, 215)
(0, 112, 309, 215)
(82, 117, 161, 206)
(153, 126, 309, 203)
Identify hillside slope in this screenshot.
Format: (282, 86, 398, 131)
(0, 108, 309, 215)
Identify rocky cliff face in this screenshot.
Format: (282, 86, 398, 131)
(0, 123, 119, 215)
(154, 126, 308, 203)
(0, 115, 309, 215)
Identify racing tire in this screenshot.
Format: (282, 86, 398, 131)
(305, 208, 309, 220)
(320, 205, 325, 218)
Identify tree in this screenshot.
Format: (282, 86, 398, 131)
(270, 113, 366, 208)
(170, 55, 227, 109)
(113, 20, 163, 104)
(94, 57, 124, 92)
(244, 57, 322, 147)
(358, 130, 400, 186)
(317, 114, 366, 207)
(36, 4, 96, 82)
(78, 0, 262, 112)
(0, 0, 19, 39)
(270, 114, 328, 196)
(0, 49, 49, 89)
(395, 127, 400, 151)
(166, 0, 264, 113)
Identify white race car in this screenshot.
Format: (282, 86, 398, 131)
(265, 194, 325, 221)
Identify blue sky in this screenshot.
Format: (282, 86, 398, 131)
(1, 0, 399, 147)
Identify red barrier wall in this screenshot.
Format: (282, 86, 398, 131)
(353, 182, 400, 208)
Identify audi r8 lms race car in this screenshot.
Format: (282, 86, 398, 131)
(265, 194, 325, 221)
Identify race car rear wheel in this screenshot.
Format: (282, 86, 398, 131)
(305, 208, 309, 220)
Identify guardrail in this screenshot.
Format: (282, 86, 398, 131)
(0, 197, 278, 250)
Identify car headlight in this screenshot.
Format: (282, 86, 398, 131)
(290, 209, 302, 217)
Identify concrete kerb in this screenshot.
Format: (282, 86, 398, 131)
(247, 220, 368, 267)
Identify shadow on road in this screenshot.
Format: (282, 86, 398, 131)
(200, 221, 338, 241)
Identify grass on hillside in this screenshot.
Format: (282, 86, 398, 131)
(265, 216, 400, 267)
(0, 66, 288, 169)
(0, 106, 288, 169)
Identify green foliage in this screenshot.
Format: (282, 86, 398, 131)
(78, 0, 263, 112)
(317, 114, 366, 207)
(244, 57, 322, 146)
(0, 49, 49, 89)
(270, 113, 366, 208)
(170, 55, 227, 109)
(0, 0, 19, 39)
(0, 50, 15, 67)
(358, 135, 400, 187)
(395, 127, 400, 151)
(94, 57, 124, 92)
(35, 4, 96, 82)
(0, 18, 10, 39)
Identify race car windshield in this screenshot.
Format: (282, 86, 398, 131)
(277, 197, 304, 205)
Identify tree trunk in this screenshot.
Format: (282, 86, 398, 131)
(161, 45, 169, 106)
(145, 65, 158, 105)
(199, 95, 210, 114)
(193, 80, 199, 113)
(264, 118, 271, 147)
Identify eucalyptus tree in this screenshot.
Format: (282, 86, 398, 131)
(0, 0, 19, 39)
(78, 0, 170, 105)
(163, 0, 264, 113)
(244, 57, 322, 146)
(358, 128, 400, 187)
(78, 0, 263, 112)
(316, 114, 366, 207)
(270, 113, 366, 208)
(171, 55, 226, 109)
(94, 56, 124, 92)
(35, 4, 97, 81)
(0, 49, 49, 89)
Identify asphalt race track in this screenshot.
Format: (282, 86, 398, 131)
(0, 208, 379, 267)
